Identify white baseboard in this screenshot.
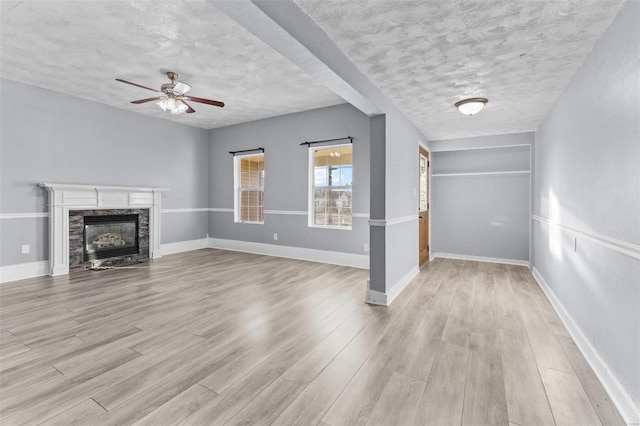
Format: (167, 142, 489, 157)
(365, 287, 388, 306)
(365, 266, 420, 306)
(0, 239, 365, 282)
(208, 238, 369, 269)
(432, 252, 529, 266)
(531, 267, 640, 424)
(160, 238, 209, 256)
(0, 261, 49, 283)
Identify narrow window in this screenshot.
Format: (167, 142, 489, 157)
(234, 153, 264, 223)
(309, 144, 352, 229)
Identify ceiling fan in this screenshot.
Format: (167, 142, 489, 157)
(116, 71, 224, 115)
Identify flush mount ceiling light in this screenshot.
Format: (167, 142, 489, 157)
(455, 98, 488, 116)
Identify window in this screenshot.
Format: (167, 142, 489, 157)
(309, 144, 352, 229)
(234, 154, 264, 223)
(419, 153, 428, 211)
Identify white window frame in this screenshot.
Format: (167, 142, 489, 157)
(233, 153, 264, 224)
(308, 143, 353, 230)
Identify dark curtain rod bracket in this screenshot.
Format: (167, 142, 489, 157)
(300, 136, 353, 147)
(228, 147, 265, 156)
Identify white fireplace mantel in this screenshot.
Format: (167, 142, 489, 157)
(39, 183, 169, 276)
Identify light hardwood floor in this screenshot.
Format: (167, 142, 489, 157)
(0, 250, 625, 425)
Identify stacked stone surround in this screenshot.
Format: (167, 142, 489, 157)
(69, 209, 150, 269)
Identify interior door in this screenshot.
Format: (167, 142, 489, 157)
(419, 147, 429, 266)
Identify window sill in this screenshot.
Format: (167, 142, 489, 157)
(235, 221, 264, 225)
(308, 224, 352, 231)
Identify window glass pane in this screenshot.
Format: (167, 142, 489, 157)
(314, 149, 329, 167)
(330, 166, 341, 186)
(314, 208, 327, 225)
(335, 189, 352, 209)
(419, 154, 427, 211)
(341, 166, 353, 186)
(313, 189, 327, 209)
(314, 166, 328, 187)
(327, 207, 339, 226)
(341, 148, 352, 163)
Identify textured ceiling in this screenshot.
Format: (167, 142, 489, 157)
(0, 1, 625, 139)
(0, 1, 344, 129)
(295, 0, 624, 140)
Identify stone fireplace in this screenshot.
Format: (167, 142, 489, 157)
(40, 183, 168, 276)
(69, 209, 149, 269)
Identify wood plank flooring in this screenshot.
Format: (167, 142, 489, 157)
(0, 250, 625, 425)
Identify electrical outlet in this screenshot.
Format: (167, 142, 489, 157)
(273, 233, 278, 241)
(364, 243, 369, 252)
(206, 233, 209, 239)
(21, 244, 30, 254)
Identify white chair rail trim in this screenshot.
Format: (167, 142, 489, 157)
(369, 215, 417, 227)
(532, 215, 640, 260)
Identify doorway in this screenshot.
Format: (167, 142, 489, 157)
(419, 146, 429, 266)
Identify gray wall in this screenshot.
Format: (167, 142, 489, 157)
(430, 133, 533, 262)
(0, 79, 209, 266)
(208, 103, 371, 255)
(245, 0, 429, 297)
(533, 0, 639, 408)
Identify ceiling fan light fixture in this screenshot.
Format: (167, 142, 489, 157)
(157, 97, 170, 111)
(455, 98, 488, 116)
(172, 101, 188, 115)
(157, 97, 188, 114)
(117, 72, 224, 115)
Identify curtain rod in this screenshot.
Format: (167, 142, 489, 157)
(299, 136, 353, 146)
(228, 147, 265, 156)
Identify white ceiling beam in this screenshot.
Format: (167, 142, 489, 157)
(209, 0, 383, 116)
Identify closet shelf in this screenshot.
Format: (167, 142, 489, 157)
(432, 170, 530, 177)
(430, 143, 531, 153)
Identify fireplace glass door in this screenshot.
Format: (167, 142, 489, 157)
(84, 214, 139, 261)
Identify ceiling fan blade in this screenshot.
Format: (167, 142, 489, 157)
(186, 96, 225, 108)
(181, 100, 196, 114)
(115, 78, 160, 92)
(131, 96, 164, 104)
(173, 81, 192, 95)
